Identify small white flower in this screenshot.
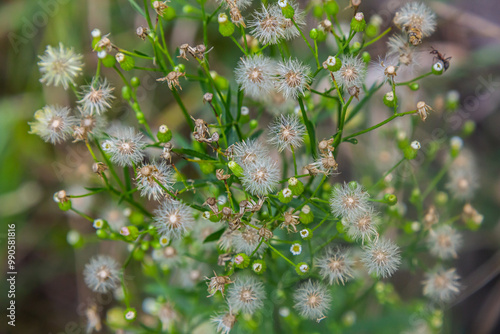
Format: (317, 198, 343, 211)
(299, 229, 309, 239)
(290, 243, 302, 255)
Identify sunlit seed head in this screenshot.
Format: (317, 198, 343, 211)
(38, 43, 83, 90)
(423, 267, 460, 302)
(330, 182, 371, 220)
(29, 105, 77, 144)
(249, 5, 286, 45)
(78, 78, 115, 115)
(268, 114, 306, 152)
(427, 225, 462, 259)
(154, 199, 194, 240)
(84, 255, 120, 293)
(293, 280, 331, 321)
(136, 160, 174, 201)
(107, 127, 146, 167)
(361, 238, 401, 278)
(315, 247, 354, 285)
(227, 276, 266, 314)
(235, 55, 276, 98)
(276, 58, 311, 99)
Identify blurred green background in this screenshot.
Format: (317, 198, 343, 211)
(1, 0, 500, 333)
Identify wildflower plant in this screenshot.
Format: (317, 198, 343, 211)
(29, 0, 483, 332)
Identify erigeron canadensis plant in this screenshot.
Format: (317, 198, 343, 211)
(30, 0, 483, 332)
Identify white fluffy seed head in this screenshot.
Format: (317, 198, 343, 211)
(335, 55, 366, 91)
(361, 238, 401, 278)
(249, 5, 286, 45)
(78, 78, 115, 115)
(276, 58, 311, 99)
(235, 55, 276, 99)
(427, 225, 462, 259)
(136, 159, 175, 201)
(268, 114, 306, 152)
(423, 267, 460, 302)
(293, 280, 331, 321)
(29, 105, 77, 144)
(38, 43, 83, 90)
(394, 2, 436, 38)
(211, 310, 237, 334)
(227, 276, 266, 314)
(345, 208, 379, 244)
(106, 127, 146, 167)
(232, 139, 269, 167)
(83, 255, 120, 293)
(232, 225, 268, 256)
(154, 199, 195, 240)
(241, 158, 280, 196)
(330, 182, 371, 220)
(315, 247, 354, 285)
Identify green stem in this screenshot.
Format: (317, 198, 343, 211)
(422, 158, 454, 199)
(362, 27, 392, 48)
(396, 72, 433, 86)
(291, 146, 298, 176)
(265, 242, 296, 268)
(70, 207, 93, 222)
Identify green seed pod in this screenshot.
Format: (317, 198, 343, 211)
(361, 51, 371, 64)
(122, 86, 132, 100)
(431, 61, 444, 75)
(120, 226, 139, 241)
(312, 5, 323, 19)
(252, 260, 266, 274)
(278, 0, 295, 19)
(91, 29, 101, 49)
(164, 6, 176, 20)
(384, 193, 398, 206)
(96, 229, 108, 239)
(249, 119, 258, 130)
(278, 188, 294, 203)
(141, 241, 150, 251)
(309, 28, 319, 40)
(336, 220, 345, 233)
(183, 5, 196, 14)
(132, 247, 145, 261)
(316, 29, 327, 42)
(218, 13, 235, 37)
(199, 162, 216, 175)
(409, 187, 421, 204)
(299, 228, 313, 240)
(101, 53, 117, 68)
(404, 141, 421, 160)
(157, 124, 172, 143)
(323, 55, 342, 72)
(58, 200, 72, 211)
(212, 72, 229, 91)
(228, 161, 244, 177)
(295, 262, 310, 275)
(299, 205, 314, 225)
(365, 23, 379, 38)
(350, 12, 366, 32)
(446, 90, 460, 110)
(234, 253, 250, 269)
(129, 211, 144, 225)
(409, 82, 420, 91)
(116, 53, 135, 71)
(462, 120, 476, 137)
(288, 177, 304, 196)
(434, 191, 448, 206)
(130, 76, 141, 87)
(175, 63, 186, 73)
(66, 230, 84, 248)
(240, 106, 250, 124)
(324, 0, 339, 15)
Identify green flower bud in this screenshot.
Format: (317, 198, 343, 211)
(336, 220, 345, 233)
(129, 211, 144, 225)
(365, 23, 379, 38)
(91, 29, 101, 49)
(350, 12, 366, 32)
(122, 86, 132, 100)
(404, 140, 420, 160)
(351, 41, 361, 53)
(101, 53, 116, 68)
(116, 53, 135, 71)
(309, 28, 319, 40)
(410, 187, 421, 204)
(249, 119, 258, 130)
(67, 230, 84, 248)
(278, 188, 294, 203)
(228, 161, 244, 177)
(212, 72, 229, 91)
(324, 0, 339, 15)
(432, 61, 444, 75)
(183, 5, 196, 14)
(120, 226, 139, 241)
(164, 6, 176, 20)
(462, 120, 475, 137)
(96, 229, 108, 239)
(312, 5, 323, 19)
(141, 241, 150, 251)
(199, 162, 216, 175)
(124, 308, 137, 322)
(409, 82, 420, 91)
(288, 177, 304, 196)
(252, 259, 266, 274)
(322, 55, 342, 72)
(384, 193, 398, 206)
(299, 205, 314, 224)
(58, 200, 72, 211)
(130, 76, 140, 87)
(361, 51, 371, 64)
(299, 228, 313, 240)
(234, 253, 250, 269)
(383, 92, 395, 108)
(278, 0, 295, 19)
(218, 13, 235, 37)
(295, 262, 310, 275)
(446, 90, 460, 110)
(316, 28, 327, 42)
(132, 247, 145, 261)
(434, 191, 448, 206)
(157, 124, 172, 142)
